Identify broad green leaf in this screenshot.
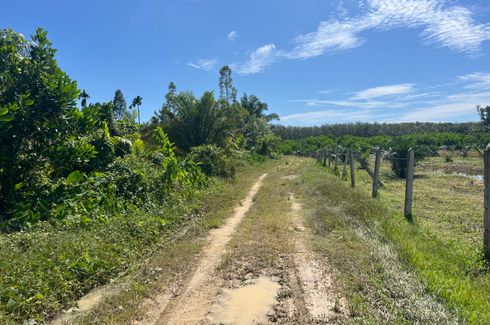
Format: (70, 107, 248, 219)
(66, 170, 84, 185)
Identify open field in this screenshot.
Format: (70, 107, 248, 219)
(322, 153, 489, 323)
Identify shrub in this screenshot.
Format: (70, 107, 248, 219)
(255, 133, 280, 158)
(188, 145, 235, 178)
(444, 155, 454, 163)
(386, 136, 432, 178)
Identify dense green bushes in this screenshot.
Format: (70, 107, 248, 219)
(0, 29, 279, 230)
(188, 145, 235, 178)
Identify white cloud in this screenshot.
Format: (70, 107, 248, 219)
(352, 83, 414, 99)
(233, 44, 279, 74)
(282, 72, 490, 125)
(281, 109, 373, 124)
(187, 58, 218, 71)
(289, 98, 407, 109)
(459, 72, 490, 90)
(235, 0, 490, 74)
(288, 20, 365, 59)
(228, 30, 239, 40)
(397, 100, 482, 122)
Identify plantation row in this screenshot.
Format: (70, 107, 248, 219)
(279, 131, 490, 178)
(0, 28, 280, 231)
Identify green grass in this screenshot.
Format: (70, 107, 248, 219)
(307, 153, 489, 323)
(0, 159, 279, 324)
(290, 157, 459, 323)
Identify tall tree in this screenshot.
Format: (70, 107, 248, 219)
(157, 82, 177, 123)
(79, 89, 90, 108)
(477, 105, 490, 126)
(0, 28, 79, 217)
(218, 66, 237, 107)
(130, 96, 143, 125)
(113, 89, 127, 119)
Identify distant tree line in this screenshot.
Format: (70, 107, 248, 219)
(272, 122, 480, 140)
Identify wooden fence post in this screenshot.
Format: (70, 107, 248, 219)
(484, 144, 490, 260)
(372, 148, 381, 198)
(342, 153, 347, 179)
(323, 150, 327, 167)
(349, 149, 356, 188)
(404, 148, 415, 220)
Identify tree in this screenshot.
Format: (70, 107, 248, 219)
(477, 105, 490, 126)
(218, 65, 237, 107)
(113, 89, 128, 119)
(157, 82, 177, 123)
(0, 28, 79, 218)
(241, 93, 278, 121)
(159, 91, 227, 150)
(79, 90, 90, 108)
(130, 96, 143, 125)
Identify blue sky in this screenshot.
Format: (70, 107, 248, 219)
(2, 0, 490, 126)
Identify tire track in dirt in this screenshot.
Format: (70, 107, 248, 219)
(139, 173, 268, 325)
(289, 192, 347, 323)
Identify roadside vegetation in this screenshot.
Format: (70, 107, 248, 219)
(289, 148, 488, 323)
(0, 28, 279, 323)
(291, 158, 460, 323)
(277, 108, 490, 322)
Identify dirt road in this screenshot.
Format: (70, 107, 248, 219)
(57, 157, 456, 324)
(136, 159, 346, 324)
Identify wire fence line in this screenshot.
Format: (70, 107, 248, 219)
(296, 144, 490, 261)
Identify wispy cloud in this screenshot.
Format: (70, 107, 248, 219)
(352, 83, 414, 100)
(459, 72, 490, 90)
(282, 72, 490, 125)
(228, 30, 239, 41)
(233, 44, 279, 74)
(289, 98, 408, 109)
(281, 109, 374, 124)
(187, 58, 219, 71)
(235, 0, 490, 74)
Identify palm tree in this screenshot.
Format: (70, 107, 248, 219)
(130, 96, 143, 124)
(159, 91, 228, 151)
(79, 90, 90, 108)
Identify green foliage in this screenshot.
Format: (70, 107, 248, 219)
(477, 105, 490, 127)
(130, 95, 143, 125)
(159, 91, 228, 151)
(113, 89, 128, 120)
(386, 136, 432, 178)
(279, 135, 336, 155)
(219, 65, 237, 107)
(273, 122, 480, 140)
(0, 29, 279, 323)
(255, 133, 280, 158)
(444, 155, 454, 163)
(188, 145, 235, 178)
(0, 28, 79, 220)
